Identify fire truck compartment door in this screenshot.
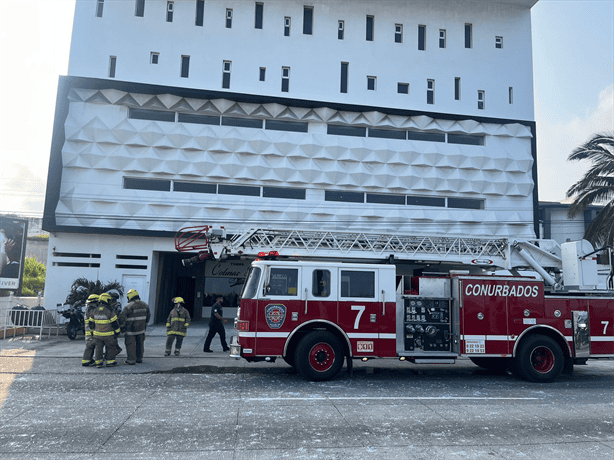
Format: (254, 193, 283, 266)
(572, 310, 590, 358)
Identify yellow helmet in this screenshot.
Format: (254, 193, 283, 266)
(127, 289, 139, 302)
(86, 294, 99, 304)
(99, 293, 112, 304)
(172, 297, 184, 304)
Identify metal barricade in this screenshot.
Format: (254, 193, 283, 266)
(1, 301, 64, 340)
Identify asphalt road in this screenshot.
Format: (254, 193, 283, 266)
(1, 337, 613, 460)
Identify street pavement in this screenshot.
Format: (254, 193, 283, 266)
(1, 323, 613, 460)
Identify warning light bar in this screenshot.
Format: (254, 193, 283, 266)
(256, 251, 280, 260)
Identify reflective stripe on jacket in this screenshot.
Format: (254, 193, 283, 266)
(92, 305, 121, 336)
(118, 300, 151, 336)
(166, 306, 191, 336)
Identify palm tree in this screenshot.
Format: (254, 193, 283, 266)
(566, 132, 614, 247)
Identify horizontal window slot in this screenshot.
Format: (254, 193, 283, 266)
(174, 182, 217, 194)
(448, 197, 484, 209)
(325, 190, 364, 203)
(368, 128, 406, 140)
(124, 177, 171, 192)
(366, 193, 405, 205)
(327, 125, 367, 137)
(129, 108, 175, 122)
(53, 253, 101, 258)
(263, 187, 306, 199)
(448, 133, 485, 146)
(115, 264, 148, 270)
(265, 119, 309, 133)
(178, 113, 220, 125)
(407, 196, 446, 207)
(53, 262, 101, 268)
(218, 184, 261, 196)
(221, 117, 263, 129)
(116, 255, 148, 260)
(407, 131, 446, 143)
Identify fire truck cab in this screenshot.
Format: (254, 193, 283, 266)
(231, 258, 614, 383)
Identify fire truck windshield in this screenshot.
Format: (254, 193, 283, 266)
(241, 267, 262, 299)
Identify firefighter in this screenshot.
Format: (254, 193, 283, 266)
(165, 297, 191, 356)
(203, 296, 229, 353)
(92, 292, 122, 368)
(118, 289, 151, 365)
(81, 294, 99, 366)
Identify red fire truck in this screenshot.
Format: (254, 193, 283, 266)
(176, 227, 614, 382)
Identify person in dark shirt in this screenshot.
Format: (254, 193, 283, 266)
(203, 296, 229, 353)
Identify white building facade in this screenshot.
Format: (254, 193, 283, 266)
(43, 0, 540, 321)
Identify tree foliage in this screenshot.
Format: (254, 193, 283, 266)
(64, 278, 124, 305)
(566, 132, 614, 247)
(21, 257, 46, 297)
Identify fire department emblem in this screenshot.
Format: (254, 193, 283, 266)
(265, 304, 286, 329)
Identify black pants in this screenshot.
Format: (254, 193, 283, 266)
(204, 321, 228, 350)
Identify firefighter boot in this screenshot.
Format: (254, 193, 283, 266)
(174, 349, 180, 356)
(82, 359, 95, 367)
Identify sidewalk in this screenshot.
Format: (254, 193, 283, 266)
(0, 323, 290, 375)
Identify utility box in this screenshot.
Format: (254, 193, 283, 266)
(562, 240, 598, 290)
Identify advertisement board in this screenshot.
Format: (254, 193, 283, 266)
(0, 217, 28, 293)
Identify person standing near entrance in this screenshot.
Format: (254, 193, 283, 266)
(165, 297, 191, 356)
(203, 296, 229, 353)
(92, 292, 122, 367)
(118, 289, 151, 365)
(81, 294, 99, 366)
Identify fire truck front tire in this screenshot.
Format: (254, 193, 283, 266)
(514, 335, 564, 383)
(294, 332, 344, 381)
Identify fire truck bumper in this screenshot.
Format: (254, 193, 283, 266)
(229, 335, 242, 359)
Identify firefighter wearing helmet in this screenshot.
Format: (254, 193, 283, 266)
(81, 294, 99, 366)
(118, 289, 151, 365)
(165, 297, 191, 356)
(91, 292, 122, 368)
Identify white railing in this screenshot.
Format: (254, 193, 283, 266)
(0, 296, 64, 340)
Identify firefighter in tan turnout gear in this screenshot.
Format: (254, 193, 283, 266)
(118, 289, 151, 365)
(91, 292, 122, 368)
(165, 297, 191, 356)
(81, 294, 99, 366)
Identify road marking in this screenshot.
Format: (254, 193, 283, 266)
(244, 396, 540, 401)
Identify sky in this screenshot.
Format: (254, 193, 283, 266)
(0, 0, 613, 218)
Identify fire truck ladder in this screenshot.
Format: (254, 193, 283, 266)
(176, 226, 563, 271)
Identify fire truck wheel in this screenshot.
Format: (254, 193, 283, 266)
(515, 335, 564, 383)
(469, 357, 510, 372)
(294, 332, 344, 381)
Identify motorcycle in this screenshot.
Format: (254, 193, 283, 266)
(60, 299, 86, 340)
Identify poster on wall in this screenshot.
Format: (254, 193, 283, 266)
(0, 217, 28, 293)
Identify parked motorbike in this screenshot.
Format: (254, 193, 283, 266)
(60, 299, 86, 340)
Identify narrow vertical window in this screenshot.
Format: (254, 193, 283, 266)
(367, 76, 376, 91)
(439, 29, 446, 48)
(478, 90, 485, 110)
(96, 0, 104, 18)
(281, 67, 290, 92)
(135, 0, 145, 17)
(418, 25, 426, 50)
(255, 3, 263, 29)
(495, 36, 503, 49)
(427, 79, 434, 104)
(259, 67, 266, 81)
(284, 16, 291, 36)
(338, 20, 344, 40)
(454, 77, 461, 100)
(366, 15, 374, 41)
(108, 56, 117, 78)
(166, 1, 174, 22)
(465, 23, 472, 48)
(150, 52, 159, 64)
(395, 24, 403, 43)
(340, 62, 348, 93)
(226, 9, 233, 28)
(508, 87, 513, 104)
(303, 6, 313, 35)
(195, 0, 204, 26)
(222, 61, 231, 88)
(181, 55, 190, 78)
